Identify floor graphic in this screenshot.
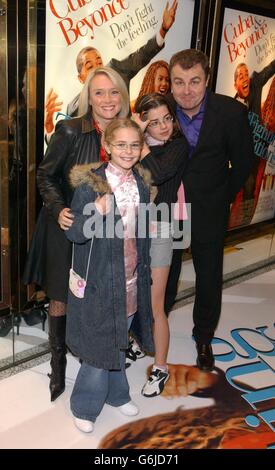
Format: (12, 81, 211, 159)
(0, 270, 274, 449)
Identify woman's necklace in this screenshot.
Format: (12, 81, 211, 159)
(94, 120, 109, 162)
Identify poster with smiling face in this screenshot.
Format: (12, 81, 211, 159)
(44, 0, 196, 139)
(215, 3, 275, 229)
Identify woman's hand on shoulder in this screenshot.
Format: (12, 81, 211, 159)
(131, 112, 149, 132)
(58, 208, 74, 230)
(131, 113, 151, 160)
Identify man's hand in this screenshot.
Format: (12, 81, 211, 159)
(44, 88, 63, 134)
(131, 112, 149, 132)
(160, 0, 178, 38)
(160, 363, 218, 398)
(58, 207, 74, 230)
(131, 113, 150, 160)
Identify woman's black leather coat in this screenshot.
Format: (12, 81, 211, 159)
(37, 110, 100, 221)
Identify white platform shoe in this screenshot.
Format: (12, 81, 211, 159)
(74, 417, 94, 433)
(117, 401, 139, 416)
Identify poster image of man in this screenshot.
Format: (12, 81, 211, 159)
(229, 58, 275, 228)
(214, 6, 275, 229)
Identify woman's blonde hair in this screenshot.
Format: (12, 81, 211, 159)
(78, 66, 129, 117)
(104, 117, 144, 148)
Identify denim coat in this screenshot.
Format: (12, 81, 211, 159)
(65, 163, 154, 370)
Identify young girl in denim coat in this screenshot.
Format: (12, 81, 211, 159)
(65, 118, 154, 432)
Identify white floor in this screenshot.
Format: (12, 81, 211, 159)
(0, 269, 274, 449)
(0, 324, 48, 361)
(1, 233, 274, 362)
(179, 232, 275, 290)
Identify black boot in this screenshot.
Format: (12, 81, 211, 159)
(48, 315, 67, 402)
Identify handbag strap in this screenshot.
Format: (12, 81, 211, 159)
(71, 238, 94, 282)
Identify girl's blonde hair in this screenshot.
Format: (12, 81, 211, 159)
(78, 66, 129, 117)
(104, 117, 144, 147)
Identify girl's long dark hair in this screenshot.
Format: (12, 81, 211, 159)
(134, 92, 181, 140)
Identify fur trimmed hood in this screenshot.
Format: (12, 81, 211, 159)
(69, 162, 157, 199)
(69, 162, 111, 194)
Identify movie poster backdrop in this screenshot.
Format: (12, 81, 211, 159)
(215, 1, 275, 228)
(44, 0, 196, 133)
(42, 2, 275, 451)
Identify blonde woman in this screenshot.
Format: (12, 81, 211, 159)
(25, 67, 129, 402)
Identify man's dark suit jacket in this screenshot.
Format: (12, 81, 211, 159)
(168, 91, 255, 243)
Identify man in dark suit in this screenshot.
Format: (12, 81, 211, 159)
(165, 49, 254, 370)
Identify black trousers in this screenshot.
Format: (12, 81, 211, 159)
(165, 234, 225, 345)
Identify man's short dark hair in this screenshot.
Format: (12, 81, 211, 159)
(169, 49, 210, 79)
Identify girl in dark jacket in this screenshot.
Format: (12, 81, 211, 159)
(65, 118, 154, 433)
(24, 67, 129, 402)
(132, 93, 189, 397)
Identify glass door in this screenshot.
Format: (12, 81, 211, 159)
(0, 0, 12, 366)
(0, 0, 48, 371)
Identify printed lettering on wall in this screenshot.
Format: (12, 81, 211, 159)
(44, 0, 195, 139)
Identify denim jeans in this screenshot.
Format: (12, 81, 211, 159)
(70, 315, 134, 422)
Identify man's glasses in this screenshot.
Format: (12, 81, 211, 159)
(148, 114, 174, 128)
(110, 143, 141, 151)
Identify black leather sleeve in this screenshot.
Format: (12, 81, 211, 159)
(37, 122, 77, 221)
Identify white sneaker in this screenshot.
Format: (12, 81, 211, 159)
(117, 401, 139, 416)
(141, 368, 170, 397)
(74, 417, 94, 433)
